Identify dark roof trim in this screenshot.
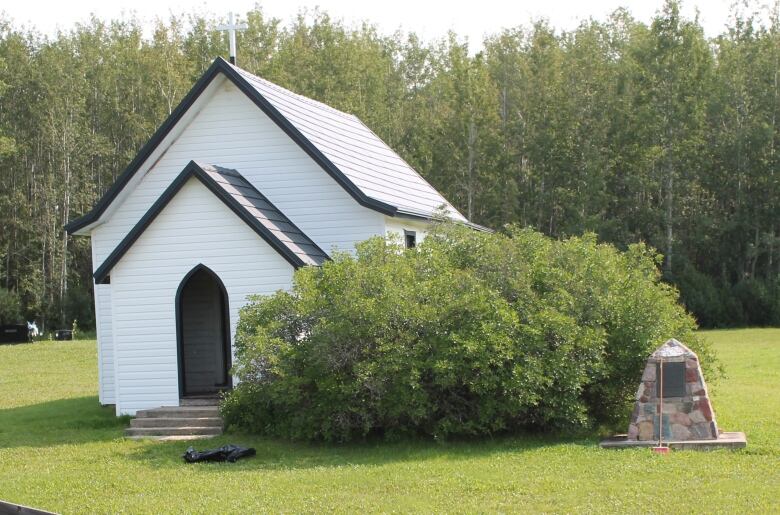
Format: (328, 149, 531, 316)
(461, 221, 493, 233)
(219, 62, 398, 217)
(93, 161, 327, 284)
(66, 59, 226, 234)
(394, 209, 494, 233)
(66, 57, 396, 234)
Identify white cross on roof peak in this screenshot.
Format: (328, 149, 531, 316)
(217, 12, 248, 65)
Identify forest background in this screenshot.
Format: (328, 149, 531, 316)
(0, 0, 778, 330)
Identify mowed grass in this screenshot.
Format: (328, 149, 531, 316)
(0, 330, 778, 513)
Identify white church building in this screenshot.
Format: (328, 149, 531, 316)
(66, 57, 484, 416)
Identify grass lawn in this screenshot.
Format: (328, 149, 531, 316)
(1, 329, 778, 513)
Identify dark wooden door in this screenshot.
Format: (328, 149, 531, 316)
(179, 268, 228, 396)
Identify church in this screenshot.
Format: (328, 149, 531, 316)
(66, 56, 483, 416)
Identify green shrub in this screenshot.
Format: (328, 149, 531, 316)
(223, 225, 711, 441)
(63, 287, 95, 330)
(771, 276, 780, 325)
(671, 265, 780, 328)
(0, 287, 22, 325)
(717, 285, 746, 327)
(732, 278, 777, 326)
(674, 264, 726, 328)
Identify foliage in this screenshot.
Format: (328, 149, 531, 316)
(62, 288, 95, 330)
(1, 0, 779, 327)
(1, 330, 779, 512)
(732, 278, 780, 326)
(675, 266, 780, 328)
(675, 264, 729, 328)
(0, 287, 21, 324)
(223, 225, 708, 441)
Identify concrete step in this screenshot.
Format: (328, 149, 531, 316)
(130, 417, 223, 429)
(125, 426, 223, 437)
(136, 406, 220, 419)
(127, 401, 225, 439)
(127, 434, 220, 441)
(180, 397, 220, 406)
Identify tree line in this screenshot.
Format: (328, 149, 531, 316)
(0, 0, 778, 330)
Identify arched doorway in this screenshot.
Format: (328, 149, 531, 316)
(176, 265, 231, 397)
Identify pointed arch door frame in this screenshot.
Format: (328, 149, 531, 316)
(175, 264, 232, 398)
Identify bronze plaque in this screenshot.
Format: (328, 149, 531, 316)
(656, 361, 686, 398)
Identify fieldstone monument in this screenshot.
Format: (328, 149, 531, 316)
(627, 338, 718, 442)
(601, 338, 745, 449)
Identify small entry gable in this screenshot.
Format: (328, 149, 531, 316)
(93, 161, 328, 284)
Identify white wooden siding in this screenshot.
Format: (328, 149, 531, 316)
(93, 283, 115, 404)
(92, 223, 117, 406)
(110, 178, 294, 415)
(91, 77, 384, 271)
(384, 217, 432, 245)
(88, 75, 393, 409)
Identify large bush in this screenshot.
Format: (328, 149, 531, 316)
(674, 266, 780, 328)
(223, 225, 711, 441)
(674, 264, 728, 328)
(731, 279, 779, 327)
(0, 287, 22, 325)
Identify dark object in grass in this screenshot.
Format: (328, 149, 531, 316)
(182, 444, 256, 463)
(0, 498, 58, 514)
(0, 324, 30, 344)
(54, 330, 73, 341)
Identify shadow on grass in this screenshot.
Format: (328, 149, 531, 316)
(0, 396, 128, 448)
(128, 431, 600, 472)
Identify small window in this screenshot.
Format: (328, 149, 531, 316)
(404, 230, 417, 249)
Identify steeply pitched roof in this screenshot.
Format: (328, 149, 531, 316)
(200, 164, 329, 266)
(93, 161, 328, 283)
(228, 64, 467, 222)
(65, 57, 475, 235)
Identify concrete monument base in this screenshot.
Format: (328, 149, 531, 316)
(600, 431, 746, 450)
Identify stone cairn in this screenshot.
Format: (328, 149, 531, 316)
(627, 338, 719, 442)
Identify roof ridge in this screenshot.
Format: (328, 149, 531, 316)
(229, 63, 359, 122)
(66, 57, 477, 235)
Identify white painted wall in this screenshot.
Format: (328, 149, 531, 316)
(91, 76, 384, 269)
(385, 217, 433, 246)
(87, 73, 399, 410)
(91, 235, 116, 405)
(93, 283, 115, 405)
(109, 178, 294, 415)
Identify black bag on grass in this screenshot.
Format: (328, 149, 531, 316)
(182, 444, 256, 463)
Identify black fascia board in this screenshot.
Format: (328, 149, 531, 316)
(66, 57, 396, 235)
(393, 209, 494, 233)
(65, 59, 226, 234)
(92, 161, 312, 284)
(193, 164, 327, 268)
(215, 61, 398, 217)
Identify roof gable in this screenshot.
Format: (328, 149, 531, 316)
(66, 57, 468, 235)
(228, 64, 467, 222)
(93, 161, 328, 283)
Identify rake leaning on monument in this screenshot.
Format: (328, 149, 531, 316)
(601, 338, 747, 450)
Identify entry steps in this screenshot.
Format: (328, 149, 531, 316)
(125, 397, 223, 440)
